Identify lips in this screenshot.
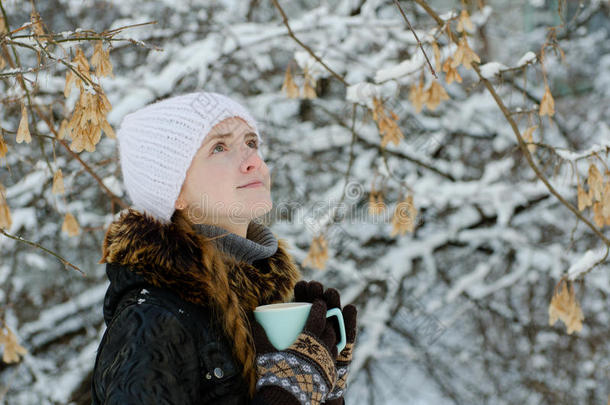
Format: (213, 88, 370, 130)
(238, 180, 263, 188)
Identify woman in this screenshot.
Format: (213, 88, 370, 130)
(91, 91, 357, 405)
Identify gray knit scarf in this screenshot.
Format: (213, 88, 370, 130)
(192, 220, 279, 265)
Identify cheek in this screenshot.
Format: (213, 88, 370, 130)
(184, 166, 211, 198)
(186, 164, 232, 198)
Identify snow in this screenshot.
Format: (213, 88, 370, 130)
(554, 126, 610, 161)
(438, 10, 458, 21)
(6, 207, 37, 234)
(345, 82, 380, 107)
(517, 51, 537, 67)
(479, 62, 508, 79)
(102, 175, 124, 197)
(567, 247, 608, 280)
(20, 284, 107, 338)
(374, 51, 424, 83)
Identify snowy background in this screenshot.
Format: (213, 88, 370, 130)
(0, 0, 609, 404)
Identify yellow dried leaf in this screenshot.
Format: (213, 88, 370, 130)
(99, 89, 112, 112)
(432, 41, 441, 73)
(64, 70, 77, 98)
(539, 85, 555, 117)
(303, 78, 317, 99)
(457, 9, 474, 33)
(0, 204, 10, 230)
(66, 89, 112, 152)
(577, 183, 592, 211)
(58, 119, 68, 140)
(52, 169, 65, 195)
(70, 124, 100, 152)
(0, 326, 27, 363)
(281, 65, 300, 99)
(593, 201, 605, 227)
(0, 54, 5, 70)
(62, 212, 80, 236)
(368, 191, 386, 215)
(451, 36, 480, 70)
(603, 182, 610, 219)
(16, 103, 31, 144)
(91, 41, 104, 67)
(372, 97, 404, 147)
(442, 57, 462, 84)
(30, 11, 46, 42)
(0, 183, 11, 230)
(91, 40, 114, 78)
(390, 195, 417, 237)
(548, 279, 584, 335)
(101, 119, 116, 139)
(409, 80, 427, 113)
(82, 91, 99, 126)
(0, 132, 7, 157)
(0, 16, 7, 35)
(73, 46, 91, 78)
(587, 164, 603, 202)
(424, 81, 450, 111)
(522, 125, 538, 153)
(302, 234, 328, 270)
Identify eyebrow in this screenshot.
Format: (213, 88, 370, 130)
(204, 131, 258, 146)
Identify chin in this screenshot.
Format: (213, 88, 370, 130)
(248, 199, 272, 218)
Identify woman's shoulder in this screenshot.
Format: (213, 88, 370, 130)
(113, 284, 214, 336)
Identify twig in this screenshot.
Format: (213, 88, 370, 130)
(393, 0, 437, 78)
(270, 0, 348, 86)
(0, 228, 84, 275)
(104, 20, 157, 35)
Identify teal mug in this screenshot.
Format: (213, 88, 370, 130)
(254, 302, 347, 352)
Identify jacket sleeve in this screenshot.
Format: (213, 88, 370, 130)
(92, 302, 201, 405)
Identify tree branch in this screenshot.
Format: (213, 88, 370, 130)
(0, 228, 84, 275)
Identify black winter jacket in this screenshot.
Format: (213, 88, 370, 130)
(91, 208, 301, 405)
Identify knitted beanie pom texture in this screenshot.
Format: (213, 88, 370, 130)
(116, 91, 262, 224)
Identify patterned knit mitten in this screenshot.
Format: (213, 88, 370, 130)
(323, 304, 357, 404)
(253, 299, 338, 405)
(294, 280, 358, 405)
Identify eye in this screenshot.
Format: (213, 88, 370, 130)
(247, 138, 259, 149)
(212, 143, 226, 154)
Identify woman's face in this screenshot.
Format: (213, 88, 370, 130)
(175, 117, 272, 230)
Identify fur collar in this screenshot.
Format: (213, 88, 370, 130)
(98, 208, 301, 395)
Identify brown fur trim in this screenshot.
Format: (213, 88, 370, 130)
(99, 208, 301, 396)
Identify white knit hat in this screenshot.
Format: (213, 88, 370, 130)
(116, 91, 262, 224)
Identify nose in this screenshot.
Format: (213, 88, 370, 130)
(239, 145, 263, 173)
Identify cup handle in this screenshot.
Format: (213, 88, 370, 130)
(325, 308, 347, 353)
